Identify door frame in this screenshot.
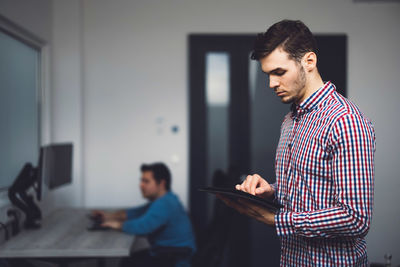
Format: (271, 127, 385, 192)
(188, 34, 255, 232)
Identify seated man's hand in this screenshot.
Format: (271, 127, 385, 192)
(101, 220, 123, 230)
(91, 210, 114, 221)
(236, 174, 274, 199)
(91, 210, 106, 220)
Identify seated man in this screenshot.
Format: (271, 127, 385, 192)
(93, 162, 196, 267)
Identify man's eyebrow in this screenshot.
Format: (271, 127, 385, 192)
(264, 68, 286, 75)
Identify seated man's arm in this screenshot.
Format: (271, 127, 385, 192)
(122, 200, 170, 235)
(98, 205, 150, 229)
(100, 200, 168, 234)
(125, 204, 149, 220)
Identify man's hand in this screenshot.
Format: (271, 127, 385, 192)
(236, 174, 274, 199)
(217, 194, 275, 226)
(91, 210, 111, 221)
(101, 220, 123, 230)
(91, 210, 126, 221)
(216, 174, 276, 226)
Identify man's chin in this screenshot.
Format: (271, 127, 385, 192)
(280, 97, 294, 104)
(142, 193, 156, 200)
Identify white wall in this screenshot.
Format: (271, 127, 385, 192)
(48, 0, 84, 208)
(81, 0, 191, 208)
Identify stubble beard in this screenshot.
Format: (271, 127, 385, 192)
(280, 65, 307, 104)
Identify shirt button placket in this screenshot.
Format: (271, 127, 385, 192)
(284, 117, 297, 206)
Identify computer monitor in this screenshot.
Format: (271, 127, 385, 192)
(42, 143, 73, 190)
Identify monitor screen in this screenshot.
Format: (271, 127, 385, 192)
(42, 143, 73, 189)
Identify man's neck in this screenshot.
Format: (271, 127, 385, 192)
(147, 189, 168, 202)
(156, 189, 168, 199)
(298, 72, 324, 105)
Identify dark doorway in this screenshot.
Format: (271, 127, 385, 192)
(189, 34, 347, 267)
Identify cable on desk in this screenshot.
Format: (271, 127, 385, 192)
(0, 221, 9, 241)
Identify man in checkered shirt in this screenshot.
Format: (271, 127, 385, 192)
(219, 20, 375, 266)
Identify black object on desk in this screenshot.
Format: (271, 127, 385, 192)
(7, 209, 20, 236)
(7, 143, 73, 230)
(87, 222, 111, 231)
(8, 163, 42, 229)
(199, 187, 283, 213)
(86, 214, 111, 231)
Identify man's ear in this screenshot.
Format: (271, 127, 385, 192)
(159, 179, 167, 190)
(302, 52, 317, 72)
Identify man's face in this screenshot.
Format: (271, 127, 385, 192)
(140, 171, 163, 200)
(260, 47, 307, 104)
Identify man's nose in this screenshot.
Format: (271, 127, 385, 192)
(269, 77, 279, 89)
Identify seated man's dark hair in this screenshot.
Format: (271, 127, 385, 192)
(251, 19, 318, 63)
(141, 162, 171, 191)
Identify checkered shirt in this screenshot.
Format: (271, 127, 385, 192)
(273, 82, 376, 266)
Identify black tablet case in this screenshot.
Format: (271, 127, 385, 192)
(199, 187, 283, 213)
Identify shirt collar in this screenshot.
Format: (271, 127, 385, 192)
(291, 81, 335, 118)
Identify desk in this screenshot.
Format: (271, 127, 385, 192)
(0, 208, 136, 258)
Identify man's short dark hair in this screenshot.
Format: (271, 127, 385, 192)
(251, 20, 318, 62)
(141, 162, 171, 191)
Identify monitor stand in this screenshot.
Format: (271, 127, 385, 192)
(8, 163, 42, 230)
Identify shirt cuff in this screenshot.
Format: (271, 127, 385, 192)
(270, 183, 277, 194)
(275, 212, 295, 236)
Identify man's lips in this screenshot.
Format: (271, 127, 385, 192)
(276, 91, 285, 97)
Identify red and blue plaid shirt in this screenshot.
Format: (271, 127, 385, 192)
(273, 82, 375, 266)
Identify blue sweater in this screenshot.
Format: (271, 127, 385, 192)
(122, 191, 196, 255)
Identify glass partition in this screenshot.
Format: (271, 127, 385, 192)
(0, 30, 40, 190)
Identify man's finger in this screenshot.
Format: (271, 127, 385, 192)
(242, 175, 251, 193)
(255, 187, 267, 194)
(241, 175, 252, 192)
(249, 176, 260, 195)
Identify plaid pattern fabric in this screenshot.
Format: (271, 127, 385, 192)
(273, 82, 375, 266)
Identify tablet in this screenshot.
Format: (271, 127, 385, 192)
(199, 187, 283, 213)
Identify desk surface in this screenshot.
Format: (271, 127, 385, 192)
(0, 209, 135, 258)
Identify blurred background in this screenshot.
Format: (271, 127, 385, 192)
(0, 0, 399, 266)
